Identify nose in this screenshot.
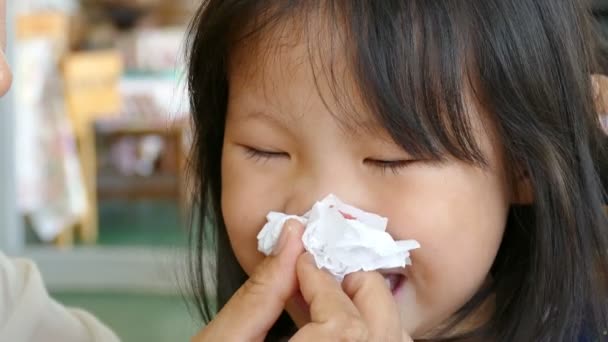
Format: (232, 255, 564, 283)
(283, 165, 368, 216)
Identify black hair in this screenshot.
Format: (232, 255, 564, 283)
(185, 1, 608, 341)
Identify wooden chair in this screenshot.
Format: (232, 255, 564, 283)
(60, 50, 124, 246)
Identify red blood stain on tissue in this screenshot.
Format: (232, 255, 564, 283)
(339, 211, 357, 220)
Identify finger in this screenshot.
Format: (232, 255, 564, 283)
(295, 253, 361, 324)
(292, 253, 370, 341)
(342, 271, 402, 340)
(194, 219, 305, 341)
(290, 321, 371, 342)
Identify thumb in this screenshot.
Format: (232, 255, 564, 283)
(196, 219, 305, 341)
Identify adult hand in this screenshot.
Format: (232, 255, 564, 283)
(192, 219, 305, 342)
(290, 253, 413, 342)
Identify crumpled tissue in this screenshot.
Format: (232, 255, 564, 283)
(257, 194, 420, 281)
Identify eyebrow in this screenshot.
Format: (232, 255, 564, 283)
(237, 108, 391, 143)
(239, 110, 293, 129)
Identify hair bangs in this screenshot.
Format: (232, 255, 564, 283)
(225, 1, 489, 166)
(344, 1, 487, 164)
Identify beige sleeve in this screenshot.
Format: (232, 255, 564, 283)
(0, 252, 120, 342)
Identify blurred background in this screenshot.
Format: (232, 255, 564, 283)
(2, 0, 608, 341)
(0, 0, 197, 340)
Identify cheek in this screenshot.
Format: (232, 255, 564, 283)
(221, 148, 279, 276)
(412, 224, 504, 307)
(383, 163, 509, 331)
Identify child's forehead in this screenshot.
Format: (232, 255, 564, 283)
(227, 30, 380, 134)
(226, 31, 487, 154)
(229, 106, 396, 147)
(228, 18, 345, 81)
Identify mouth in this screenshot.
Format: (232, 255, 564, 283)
(379, 269, 407, 295)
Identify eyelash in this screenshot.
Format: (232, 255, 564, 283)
(244, 147, 289, 163)
(365, 159, 414, 175)
(244, 147, 414, 173)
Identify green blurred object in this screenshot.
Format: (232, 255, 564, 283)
(98, 199, 187, 246)
(52, 292, 198, 342)
(51, 201, 197, 341)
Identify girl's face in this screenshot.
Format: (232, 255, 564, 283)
(221, 28, 516, 337)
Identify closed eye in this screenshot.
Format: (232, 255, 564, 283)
(244, 147, 289, 162)
(364, 158, 416, 174)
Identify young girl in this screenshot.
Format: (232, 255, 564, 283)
(186, 1, 608, 341)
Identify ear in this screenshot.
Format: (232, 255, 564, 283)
(511, 167, 534, 205)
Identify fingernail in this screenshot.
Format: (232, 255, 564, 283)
(272, 220, 296, 256)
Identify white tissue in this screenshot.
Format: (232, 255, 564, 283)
(256, 194, 420, 281)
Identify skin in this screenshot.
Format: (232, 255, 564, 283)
(0, 0, 12, 97)
(194, 20, 525, 341)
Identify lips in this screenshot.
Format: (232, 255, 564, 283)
(379, 269, 407, 295)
